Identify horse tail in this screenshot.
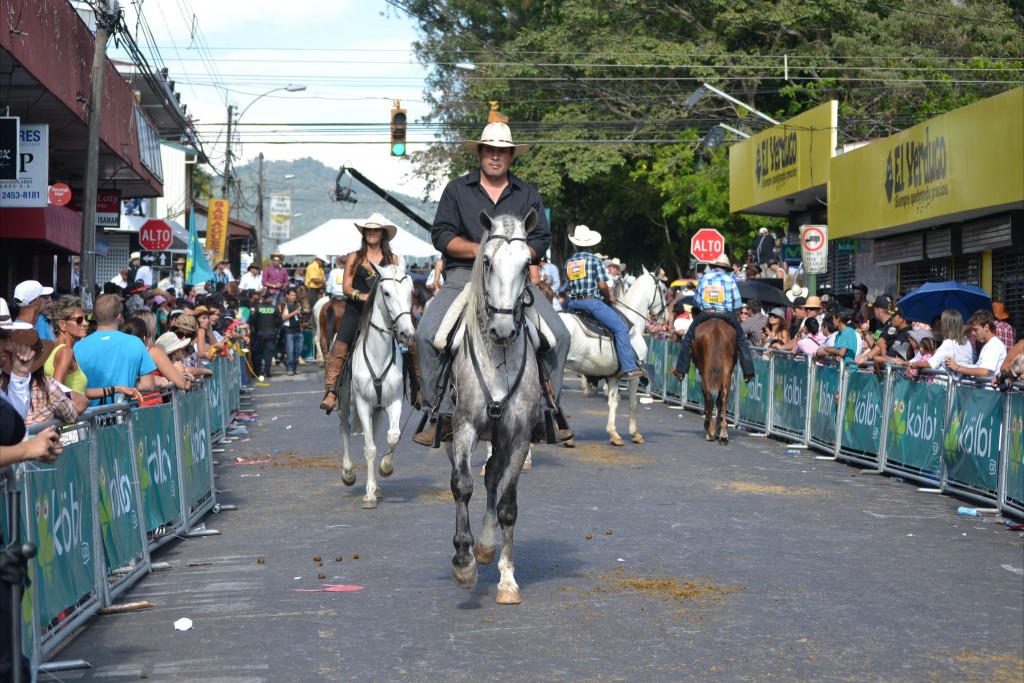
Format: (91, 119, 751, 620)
(325, 305, 337, 346)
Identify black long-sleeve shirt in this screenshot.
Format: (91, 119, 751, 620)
(431, 169, 551, 275)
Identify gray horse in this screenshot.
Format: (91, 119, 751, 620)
(435, 210, 542, 605)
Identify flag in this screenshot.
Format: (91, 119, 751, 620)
(185, 205, 215, 285)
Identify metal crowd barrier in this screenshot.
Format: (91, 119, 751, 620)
(1, 352, 243, 678)
(640, 335, 1023, 520)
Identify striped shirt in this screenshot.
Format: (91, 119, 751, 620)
(564, 251, 609, 300)
(695, 268, 741, 312)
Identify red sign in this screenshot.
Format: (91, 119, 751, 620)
(139, 220, 173, 251)
(69, 189, 122, 227)
(690, 228, 726, 263)
(48, 183, 72, 206)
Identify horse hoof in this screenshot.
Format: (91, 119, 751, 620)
(719, 437, 729, 446)
(341, 471, 356, 487)
(361, 497, 378, 509)
(632, 433, 645, 444)
(562, 439, 575, 449)
(378, 462, 393, 478)
(451, 563, 478, 589)
(705, 434, 715, 442)
(521, 458, 532, 471)
(495, 587, 522, 605)
(610, 435, 625, 447)
(474, 543, 496, 565)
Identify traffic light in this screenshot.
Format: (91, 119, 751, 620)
(390, 107, 407, 157)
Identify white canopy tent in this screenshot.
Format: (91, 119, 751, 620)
(276, 216, 439, 260)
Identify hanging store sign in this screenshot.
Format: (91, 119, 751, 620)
(0, 117, 18, 181)
(268, 194, 292, 240)
(0, 123, 48, 207)
(70, 189, 123, 227)
(206, 198, 230, 262)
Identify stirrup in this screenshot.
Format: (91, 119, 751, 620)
(320, 389, 337, 414)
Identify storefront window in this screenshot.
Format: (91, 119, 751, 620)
(992, 250, 1024, 331)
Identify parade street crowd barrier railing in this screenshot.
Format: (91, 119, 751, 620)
(645, 337, 1023, 520)
(1, 352, 243, 676)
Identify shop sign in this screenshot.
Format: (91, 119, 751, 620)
(0, 123, 48, 207)
(70, 189, 123, 227)
(835, 239, 858, 254)
(0, 117, 18, 181)
(206, 198, 230, 262)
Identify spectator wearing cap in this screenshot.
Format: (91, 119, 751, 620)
(740, 300, 767, 346)
(134, 251, 154, 287)
(168, 314, 211, 379)
(788, 296, 808, 339)
(538, 255, 562, 312)
(803, 295, 825, 327)
(760, 307, 790, 351)
(262, 252, 290, 304)
(305, 256, 327, 306)
(948, 310, 1007, 379)
(861, 303, 914, 368)
(991, 302, 1017, 349)
(14, 280, 55, 342)
(239, 263, 263, 293)
(73, 293, 157, 406)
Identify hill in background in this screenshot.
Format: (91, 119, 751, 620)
(229, 157, 438, 247)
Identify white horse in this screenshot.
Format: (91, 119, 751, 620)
(337, 261, 415, 509)
(435, 210, 545, 605)
(559, 268, 667, 446)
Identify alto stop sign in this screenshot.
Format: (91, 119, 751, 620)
(139, 220, 173, 251)
(690, 228, 725, 263)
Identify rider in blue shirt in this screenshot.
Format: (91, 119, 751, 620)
(564, 225, 643, 380)
(672, 255, 756, 382)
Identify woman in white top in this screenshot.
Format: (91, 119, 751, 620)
(907, 309, 973, 375)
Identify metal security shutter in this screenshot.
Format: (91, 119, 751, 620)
(953, 254, 982, 287)
(992, 249, 1024, 331)
(898, 257, 953, 296)
(874, 233, 923, 266)
(962, 217, 1013, 254)
(823, 239, 857, 294)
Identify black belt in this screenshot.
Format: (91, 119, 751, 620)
(569, 295, 594, 300)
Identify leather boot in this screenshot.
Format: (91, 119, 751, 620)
(405, 340, 423, 410)
(319, 341, 350, 414)
(412, 414, 452, 447)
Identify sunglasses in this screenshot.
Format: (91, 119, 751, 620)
(67, 315, 87, 324)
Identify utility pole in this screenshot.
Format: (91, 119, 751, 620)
(221, 104, 234, 199)
(80, 0, 112, 311)
(255, 152, 265, 266)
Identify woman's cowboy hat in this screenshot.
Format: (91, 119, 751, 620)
(355, 213, 398, 240)
(155, 331, 192, 355)
(462, 122, 530, 158)
(568, 224, 602, 247)
(786, 281, 809, 302)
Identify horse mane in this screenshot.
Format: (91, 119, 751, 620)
(463, 226, 492, 340)
(354, 277, 381, 342)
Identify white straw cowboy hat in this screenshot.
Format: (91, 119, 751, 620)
(603, 257, 624, 270)
(708, 254, 731, 269)
(355, 213, 398, 240)
(462, 122, 530, 158)
(568, 224, 602, 248)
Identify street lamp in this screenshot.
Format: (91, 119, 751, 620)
(221, 84, 306, 199)
(684, 83, 779, 126)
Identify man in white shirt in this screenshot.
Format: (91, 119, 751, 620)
(325, 256, 346, 298)
(947, 310, 1007, 379)
(239, 263, 263, 292)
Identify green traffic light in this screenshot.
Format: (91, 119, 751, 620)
(391, 142, 407, 156)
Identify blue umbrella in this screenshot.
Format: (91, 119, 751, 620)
(896, 281, 992, 324)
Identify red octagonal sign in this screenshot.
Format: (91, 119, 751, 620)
(690, 228, 725, 263)
(139, 220, 173, 251)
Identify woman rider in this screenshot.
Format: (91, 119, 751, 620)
(320, 213, 409, 413)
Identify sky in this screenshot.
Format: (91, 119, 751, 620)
(112, 0, 441, 201)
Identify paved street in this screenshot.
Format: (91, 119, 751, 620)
(49, 367, 1024, 682)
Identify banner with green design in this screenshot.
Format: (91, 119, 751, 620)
(1006, 393, 1024, 505)
(96, 422, 145, 573)
(179, 389, 213, 509)
(886, 378, 946, 475)
(738, 356, 769, 426)
(665, 341, 683, 399)
(23, 435, 96, 628)
(131, 404, 181, 532)
(810, 365, 841, 446)
(647, 337, 666, 394)
(207, 360, 225, 434)
(841, 370, 884, 455)
(771, 355, 807, 434)
(942, 385, 1003, 494)
(686, 365, 704, 407)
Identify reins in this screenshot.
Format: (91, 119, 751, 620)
(360, 274, 410, 410)
(615, 271, 666, 322)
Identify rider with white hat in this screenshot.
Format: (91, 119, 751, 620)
(672, 254, 756, 383)
(564, 226, 644, 380)
(411, 121, 572, 446)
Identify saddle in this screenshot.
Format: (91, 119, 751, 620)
(565, 307, 634, 340)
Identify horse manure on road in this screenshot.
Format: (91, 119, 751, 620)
(718, 481, 831, 497)
(572, 442, 654, 465)
(270, 452, 353, 470)
(598, 567, 745, 606)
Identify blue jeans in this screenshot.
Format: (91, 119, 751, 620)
(566, 297, 638, 373)
(283, 330, 303, 372)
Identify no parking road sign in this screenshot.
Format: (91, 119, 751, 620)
(800, 224, 828, 274)
(691, 228, 725, 263)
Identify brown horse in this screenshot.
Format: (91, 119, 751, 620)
(693, 318, 737, 444)
(315, 297, 347, 361)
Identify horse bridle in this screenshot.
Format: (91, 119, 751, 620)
(481, 233, 533, 330)
(362, 274, 411, 410)
(616, 271, 667, 322)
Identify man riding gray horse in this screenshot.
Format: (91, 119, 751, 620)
(673, 254, 756, 383)
(411, 122, 572, 446)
